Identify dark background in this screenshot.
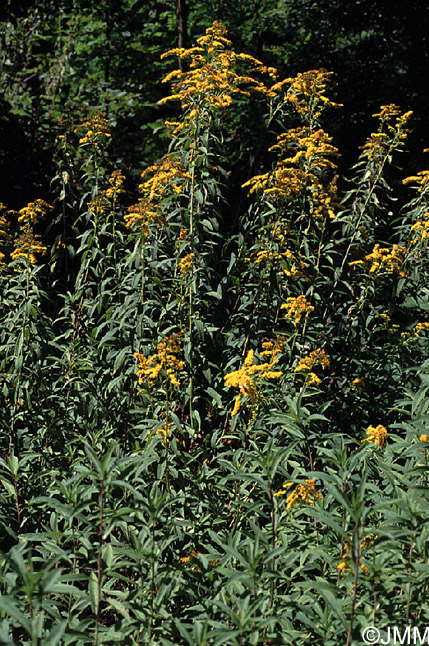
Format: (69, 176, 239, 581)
(1, 0, 428, 209)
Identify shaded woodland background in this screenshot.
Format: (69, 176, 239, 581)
(1, 0, 428, 210)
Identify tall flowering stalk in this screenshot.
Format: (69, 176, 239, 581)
(124, 155, 186, 304)
(134, 331, 185, 445)
(240, 68, 342, 372)
(160, 21, 273, 129)
(402, 157, 429, 289)
(159, 21, 274, 431)
(338, 105, 413, 281)
(224, 338, 283, 422)
(0, 204, 12, 267)
(4, 200, 50, 451)
(11, 200, 49, 265)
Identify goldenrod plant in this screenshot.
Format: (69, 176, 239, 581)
(0, 21, 428, 646)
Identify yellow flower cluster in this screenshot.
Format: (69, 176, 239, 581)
(125, 201, 166, 237)
(160, 21, 272, 130)
(409, 212, 429, 245)
(148, 414, 175, 446)
(86, 170, 125, 221)
(263, 222, 291, 243)
(179, 252, 194, 274)
(11, 199, 50, 264)
(74, 111, 111, 146)
(363, 424, 388, 448)
(134, 331, 185, 388)
(252, 247, 307, 278)
(243, 127, 341, 220)
(138, 154, 191, 202)
(274, 479, 322, 509)
(413, 322, 429, 336)
(400, 320, 429, 345)
(175, 226, 188, 249)
(87, 195, 110, 217)
(0, 204, 11, 267)
(106, 169, 125, 199)
(281, 295, 314, 323)
(361, 106, 412, 165)
(372, 104, 402, 120)
(420, 434, 428, 442)
(124, 154, 189, 234)
(337, 536, 372, 576)
(294, 348, 330, 385)
(266, 69, 342, 122)
(180, 549, 199, 564)
(11, 233, 48, 265)
(270, 128, 340, 172)
(259, 336, 285, 362)
(17, 199, 50, 228)
(360, 133, 389, 163)
(244, 168, 306, 201)
(349, 243, 407, 277)
(224, 339, 284, 417)
(403, 170, 429, 193)
(350, 377, 365, 390)
(179, 550, 219, 572)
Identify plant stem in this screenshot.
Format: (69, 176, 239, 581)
(346, 522, 360, 646)
(94, 476, 104, 646)
(188, 130, 199, 433)
(406, 519, 414, 623)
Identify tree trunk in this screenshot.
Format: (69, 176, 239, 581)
(176, 0, 188, 72)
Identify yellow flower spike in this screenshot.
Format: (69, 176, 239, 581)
(280, 69, 342, 121)
(87, 195, 110, 217)
(160, 20, 274, 126)
(360, 563, 370, 577)
(338, 536, 373, 576)
(138, 153, 191, 202)
(361, 107, 412, 166)
(349, 243, 407, 277)
(294, 349, 330, 381)
(244, 127, 341, 222)
(281, 295, 314, 323)
(274, 479, 322, 509)
(372, 104, 402, 119)
(409, 212, 429, 245)
(124, 153, 189, 234)
(362, 424, 388, 449)
(224, 340, 284, 418)
(105, 169, 125, 199)
(0, 205, 12, 267)
(10, 199, 51, 264)
(74, 111, 111, 147)
(134, 331, 185, 389)
(179, 252, 195, 274)
(147, 414, 177, 446)
(413, 322, 429, 336)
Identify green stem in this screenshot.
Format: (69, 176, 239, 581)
(346, 522, 360, 646)
(406, 519, 414, 622)
(94, 476, 104, 646)
(333, 153, 392, 293)
(10, 258, 31, 454)
(188, 128, 199, 433)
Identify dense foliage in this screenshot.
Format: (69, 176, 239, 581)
(0, 15, 428, 646)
